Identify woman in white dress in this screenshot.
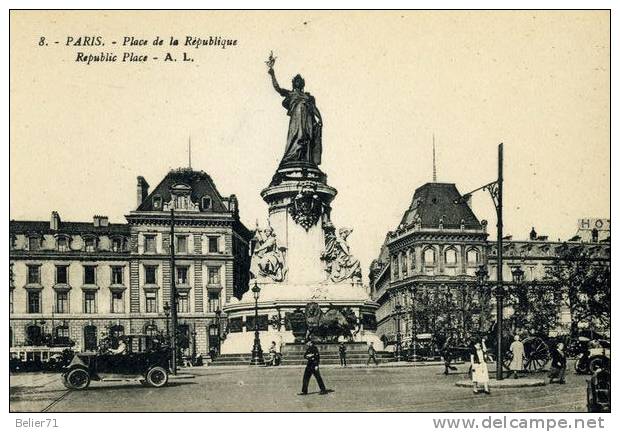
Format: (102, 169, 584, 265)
(470, 339, 490, 394)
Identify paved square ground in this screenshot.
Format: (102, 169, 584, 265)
(10, 361, 588, 412)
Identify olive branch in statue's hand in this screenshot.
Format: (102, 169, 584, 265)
(265, 51, 276, 72)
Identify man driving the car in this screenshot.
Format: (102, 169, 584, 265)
(107, 337, 127, 355)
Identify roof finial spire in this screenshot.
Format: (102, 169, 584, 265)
(188, 136, 192, 169)
(432, 134, 437, 183)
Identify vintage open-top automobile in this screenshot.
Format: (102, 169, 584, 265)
(62, 334, 171, 390)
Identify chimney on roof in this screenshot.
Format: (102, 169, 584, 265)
(50, 211, 61, 230)
(93, 215, 109, 227)
(229, 194, 238, 215)
(137, 176, 149, 207)
(529, 227, 537, 240)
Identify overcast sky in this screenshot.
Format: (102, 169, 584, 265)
(10, 11, 610, 277)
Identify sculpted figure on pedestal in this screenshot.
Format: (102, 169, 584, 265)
(266, 52, 323, 166)
(321, 224, 362, 283)
(250, 227, 287, 282)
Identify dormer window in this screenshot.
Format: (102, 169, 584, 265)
(201, 196, 212, 210)
(84, 237, 97, 253)
(56, 236, 70, 252)
(28, 236, 41, 251)
(165, 183, 199, 211)
(111, 237, 125, 252)
(153, 195, 162, 210)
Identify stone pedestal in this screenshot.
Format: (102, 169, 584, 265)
(221, 161, 379, 354)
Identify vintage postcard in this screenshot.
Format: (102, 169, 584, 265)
(7, 8, 612, 421)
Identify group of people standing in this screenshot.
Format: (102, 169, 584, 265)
(449, 334, 568, 395)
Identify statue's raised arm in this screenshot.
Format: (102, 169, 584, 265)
(266, 52, 288, 97)
(266, 51, 323, 166)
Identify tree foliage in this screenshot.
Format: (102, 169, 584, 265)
(545, 244, 611, 335)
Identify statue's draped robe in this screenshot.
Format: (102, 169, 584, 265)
(281, 89, 322, 165)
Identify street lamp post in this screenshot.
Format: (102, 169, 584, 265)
(457, 143, 504, 380)
(169, 209, 179, 374)
(163, 302, 171, 339)
(250, 282, 264, 365)
(191, 329, 197, 361)
(215, 307, 222, 352)
(394, 302, 402, 362)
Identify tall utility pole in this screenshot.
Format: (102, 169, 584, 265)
(495, 143, 504, 380)
(456, 143, 504, 380)
(170, 208, 178, 375)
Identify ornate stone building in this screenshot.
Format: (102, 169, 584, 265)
(369, 181, 610, 349)
(9, 168, 252, 357)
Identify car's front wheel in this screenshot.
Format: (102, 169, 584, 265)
(65, 368, 90, 390)
(146, 366, 168, 388)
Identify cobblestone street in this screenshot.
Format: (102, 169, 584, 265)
(10, 361, 588, 412)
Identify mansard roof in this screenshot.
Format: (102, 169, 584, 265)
(136, 168, 229, 213)
(399, 182, 482, 230)
(9, 220, 129, 235)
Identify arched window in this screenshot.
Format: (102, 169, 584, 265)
(445, 248, 458, 265)
(26, 325, 43, 346)
(409, 248, 416, 271)
(144, 323, 159, 337)
(109, 324, 124, 338)
(392, 255, 400, 279)
(84, 325, 97, 351)
(201, 196, 212, 210)
(467, 249, 480, 265)
(423, 248, 436, 265)
(55, 325, 70, 345)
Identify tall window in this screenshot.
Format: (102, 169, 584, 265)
(28, 291, 41, 313)
(84, 237, 96, 252)
(176, 236, 188, 253)
(410, 249, 416, 272)
(55, 326, 69, 340)
(207, 267, 220, 285)
(145, 292, 157, 313)
(144, 265, 158, 285)
(467, 249, 480, 265)
(423, 248, 436, 265)
(445, 248, 458, 265)
(111, 237, 124, 252)
(83, 292, 96, 313)
(84, 326, 98, 351)
(208, 236, 219, 253)
(401, 253, 408, 276)
(111, 266, 124, 285)
(56, 265, 68, 285)
(56, 291, 69, 313)
(176, 266, 189, 285)
(111, 292, 124, 313)
(27, 265, 41, 284)
(28, 237, 40, 251)
(9, 290, 14, 314)
(83, 265, 97, 285)
(57, 237, 69, 252)
(208, 292, 220, 312)
(178, 294, 189, 313)
(144, 235, 157, 253)
(392, 256, 399, 279)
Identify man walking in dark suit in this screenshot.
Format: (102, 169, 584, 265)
(338, 342, 347, 367)
(299, 339, 329, 395)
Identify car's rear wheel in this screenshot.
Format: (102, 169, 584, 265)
(65, 368, 90, 390)
(146, 366, 168, 388)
